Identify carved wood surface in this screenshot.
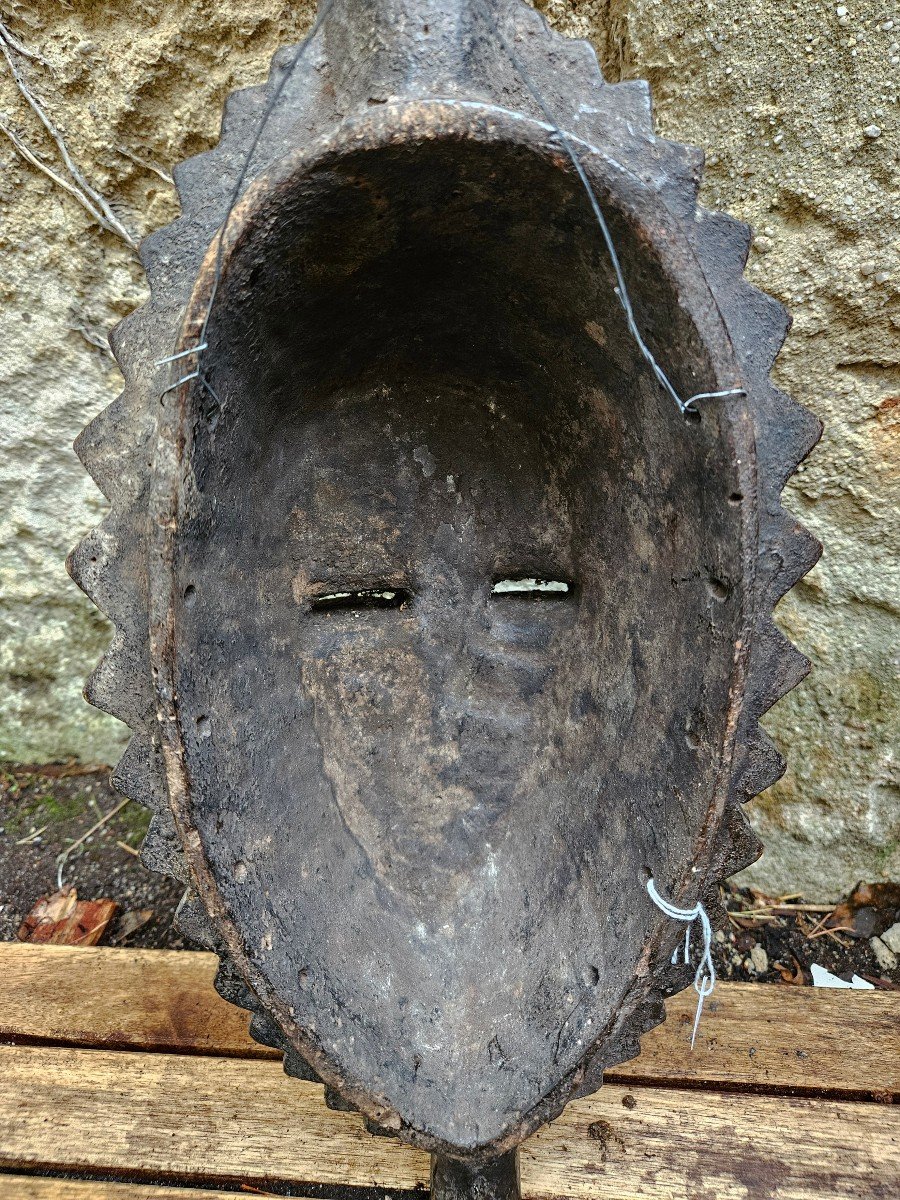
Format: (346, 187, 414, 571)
(68, 0, 823, 1165)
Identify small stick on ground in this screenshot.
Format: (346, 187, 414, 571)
(808, 924, 854, 946)
(15, 825, 48, 846)
(729, 904, 836, 917)
(728, 912, 778, 924)
(56, 797, 130, 888)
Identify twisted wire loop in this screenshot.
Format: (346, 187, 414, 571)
(646, 877, 716, 1048)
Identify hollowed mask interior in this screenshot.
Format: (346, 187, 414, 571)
(171, 129, 746, 1146)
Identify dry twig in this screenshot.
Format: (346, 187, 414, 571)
(0, 26, 137, 248)
(14, 824, 48, 846)
(0, 117, 113, 224)
(117, 144, 174, 186)
(0, 18, 50, 67)
(728, 903, 835, 917)
(13, 760, 103, 779)
(56, 796, 130, 887)
(807, 925, 854, 946)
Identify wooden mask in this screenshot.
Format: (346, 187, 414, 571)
(70, 2, 821, 1195)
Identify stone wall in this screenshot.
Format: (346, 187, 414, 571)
(0, 0, 897, 898)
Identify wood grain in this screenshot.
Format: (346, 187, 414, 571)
(609, 978, 900, 1098)
(2, 943, 897, 1098)
(0, 944, 255, 1058)
(0, 1181, 258, 1200)
(1, 1045, 897, 1199)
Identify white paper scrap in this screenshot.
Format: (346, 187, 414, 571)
(810, 962, 875, 990)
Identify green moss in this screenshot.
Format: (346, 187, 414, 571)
(4, 786, 91, 837)
(841, 668, 899, 728)
(117, 802, 152, 843)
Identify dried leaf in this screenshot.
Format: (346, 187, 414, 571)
(112, 908, 154, 943)
(17, 887, 118, 946)
(826, 881, 900, 940)
(770, 955, 807, 986)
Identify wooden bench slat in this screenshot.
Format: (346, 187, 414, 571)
(1, 1045, 897, 1199)
(610, 978, 900, 1097)
(0, 1180, 258, 1200)
(0, 944, 255, 1058)
(1, 942, 897, 1098)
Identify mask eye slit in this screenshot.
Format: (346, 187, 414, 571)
(490, 577, 571, 598)
(310, 587, 411, 613)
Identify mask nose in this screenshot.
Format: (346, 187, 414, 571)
(414, 563, 480, 740)
(413, 557, 544, 746)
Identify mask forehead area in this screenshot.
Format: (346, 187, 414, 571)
(287, 380, 577, 590)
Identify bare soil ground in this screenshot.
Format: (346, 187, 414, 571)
(0, 762, 186, 948)
(2, 762, 898, 991)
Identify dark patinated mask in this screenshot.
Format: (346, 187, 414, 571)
(70, 1, 821, 1195)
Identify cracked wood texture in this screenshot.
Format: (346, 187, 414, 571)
(0, 944, 898, 1199)
(1, 1047, 895, 1199)
(0, 1187, 263, 1200)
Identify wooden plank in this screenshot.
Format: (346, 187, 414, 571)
(1, 1045, 897, 1199)
(2, 943, 897, 1098)
(0, 943, 255, 1058)
(0, 1180, 257, 1200)
(610, 979, 900, 1098)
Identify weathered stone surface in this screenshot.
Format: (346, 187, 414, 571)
(0, 0, 318, 764)
(1, 0, 897, 898)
